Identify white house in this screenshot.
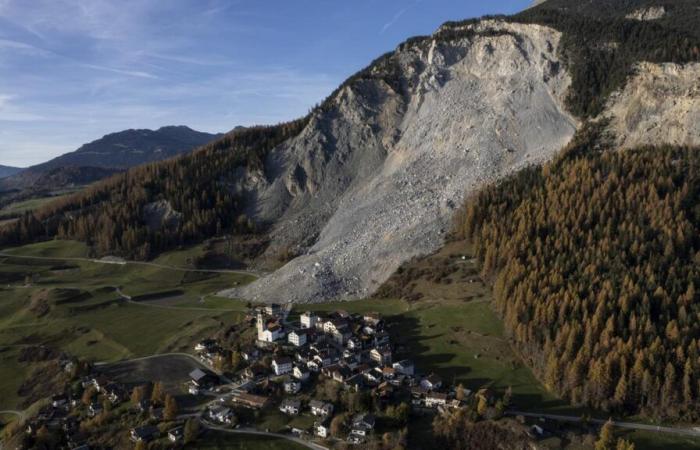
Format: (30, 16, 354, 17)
(284, 379, 302, 394)
(300, 311, 319, 329)
(420, 373, 443, 391)
(425, 392, 448, 408)
(315, 418, 331, 438)
(272, 356, 293, 376)
(309, 400, 334, 417)
(279, 399, 301, 416)
(350, 413, 376, 437)
(370, 347, 392, 365)
(392, 359, 415, 376)
(288, 329, 308, 347)
(208, 406, 234, 424)
(293, 365, 310, 381)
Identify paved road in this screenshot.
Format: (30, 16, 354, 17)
(509, 411, 700, 438)
(0, 252, 261, 277)
(203, 423, 329, 450)
(0, 410, 24, 420)
(114, 287, 244, 313)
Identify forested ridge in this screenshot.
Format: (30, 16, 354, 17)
(2, 0, 700, 262)
(455, 128, 700, 419)
(0, 120, 307, 258)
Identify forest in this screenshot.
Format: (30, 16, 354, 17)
(0, 120, 307, 259)
(455, 127, 700, 419)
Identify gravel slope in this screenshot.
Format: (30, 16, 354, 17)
(221, 20, 578, 303)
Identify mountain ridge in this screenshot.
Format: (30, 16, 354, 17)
(0, 125, 222, 194)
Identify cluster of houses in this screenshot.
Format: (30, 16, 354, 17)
(21, 370, 189, 449)
(190, 305, 469, 444)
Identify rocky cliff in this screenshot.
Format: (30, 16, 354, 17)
(222, 20, 578, 303)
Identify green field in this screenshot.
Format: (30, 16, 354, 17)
(294, 243, 563, 413)
(192, 432, 308, 450)
(0, 240, 254, 411)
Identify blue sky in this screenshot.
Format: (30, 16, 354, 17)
(0, 0, 530, 167)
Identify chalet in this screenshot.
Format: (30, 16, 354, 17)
(315, 418, 331, 438)
(370, 347, 392, 365)
(288, 329, 308, 347)
(262, 324, 284, 343)
(279, 399, 301, 416)
(231, 392, 269, 409)
(272, 356, 293, 375)
(300, 311, 319, 329)
(351, 413, 376, 436)
(130, 425, 160, 443)
(208, 405, 234, 424)
(293, 365, 310, 381)
(420, 373, 443, 391)
(323, 318, 348, 334)
(309, 400, 334, 416)
(190, 368, 219, 388)
(284, 379, 302, 394)
(392, 359, 415, 376)
(425, 392, 449, 408)
(167, 427, 184, 443)
(313, 352, 333, 368)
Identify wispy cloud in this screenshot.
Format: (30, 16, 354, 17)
(82, 63, 159, 80)
(381, 8, 407, 34)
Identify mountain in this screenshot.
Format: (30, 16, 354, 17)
(1, 1, 699, 306)
(0, 126, 222, 192)
(0, 165, 22, 179)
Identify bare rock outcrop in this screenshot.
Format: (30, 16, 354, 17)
(604, 62, 700, 149)
(222, 20, 578, 303)
(625, 7, 666, 21)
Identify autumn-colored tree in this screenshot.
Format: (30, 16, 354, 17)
(164, 394, 178, 421)
(184, 418, 200, 444)
(595, 420, 616, 450)
(151, 381, 165, 404)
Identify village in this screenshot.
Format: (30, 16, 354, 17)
(13, 303, 508, 449)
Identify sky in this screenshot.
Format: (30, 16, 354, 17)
(0, 0, 531, 167)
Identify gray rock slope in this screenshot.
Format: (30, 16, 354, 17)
(222, 20, 578, 303)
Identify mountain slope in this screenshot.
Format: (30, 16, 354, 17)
(226, 21, 577, 303)
(0, 165, 22, 179)
(2, 2, 700, 304)
(0, 126, 222, 192)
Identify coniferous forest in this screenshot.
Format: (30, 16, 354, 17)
(0, 120, 307, 258)
(455, 128, 700, 419)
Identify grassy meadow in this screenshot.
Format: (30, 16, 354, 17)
(0, 240, 253, 411)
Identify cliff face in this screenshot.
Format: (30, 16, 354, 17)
(604, 62, 700, 149)
(223, 20, 578, 303)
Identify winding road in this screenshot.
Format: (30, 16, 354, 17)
(508, 411, 700, 438)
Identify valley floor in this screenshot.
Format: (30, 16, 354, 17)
(1, 239, 699, 449)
